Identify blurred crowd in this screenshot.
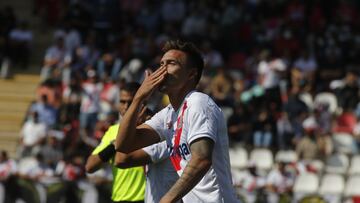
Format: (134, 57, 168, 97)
(1, 0, 360, 202)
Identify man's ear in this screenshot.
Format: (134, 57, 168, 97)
(188, 68, 198, 82)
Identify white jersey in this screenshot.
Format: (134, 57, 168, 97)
(145, 91, 239, 203)
(142, 141, 178, 203)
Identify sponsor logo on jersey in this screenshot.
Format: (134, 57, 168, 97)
(169, 143, 190, 160)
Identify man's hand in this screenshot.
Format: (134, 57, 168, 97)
(134, 66, 167, 102)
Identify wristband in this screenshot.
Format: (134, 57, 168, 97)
(98, 143, 116, 162)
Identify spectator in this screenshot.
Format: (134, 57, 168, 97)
(276, 111, 294, 150)
(8, 21, 33, 69)
(56, 154, 97, 203)
(38, 130, 64, 169)
(71, 32, 100, 78)
(284, 88, 309, 143)
(118, 58, 144, 83)
(333, 107, 357, 134)
(332, 69, 359, 110)
(54, 22, 82, 53)
(97, 50, 123, 81)
(233, 162, 266, 203)
(266, 162, 294, 203)
(79, 70, 101, 146)
(227, 103, 252, 144)
(256, 50, 287, 110)
(201, 40, 224, 72)
(40, 36, 72, 81)
(61, 75, 82, 122)
(293, 50, 318, 91)
(18, 111, 47, 157)
(0, 150, 18, 202)
(30, 94, 58, 128)
(209, 68, 233, 107)
(253, 107, 275, 148)
(296, 116, 320, 161)
(99, 78, 119, 120)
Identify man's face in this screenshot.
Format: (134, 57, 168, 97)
(118, 90, 134, 116)
(158, 50, 196, 93)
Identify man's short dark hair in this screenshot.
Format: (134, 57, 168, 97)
(122, 82, 141, 95)
(162, 40, 204, 85)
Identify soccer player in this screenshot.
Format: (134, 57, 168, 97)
(115, 40, 239, 203)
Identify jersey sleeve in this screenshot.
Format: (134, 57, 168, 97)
(186, 98, 218, 145)
(142, 141, 169, 163)
(144, 108, 168, 141)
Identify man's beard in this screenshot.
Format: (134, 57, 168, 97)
(159, 75, 171, 92)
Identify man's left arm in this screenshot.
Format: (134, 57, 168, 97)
(160, 137, 214, 203)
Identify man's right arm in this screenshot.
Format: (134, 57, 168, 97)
(114, 150, 152, 168)
(115, 67, 167, 153)
(115, 141, 170, 168)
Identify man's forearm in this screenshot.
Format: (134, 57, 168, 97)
(161, 138, 214, 203)
(161, 155, 212, 202)
(85, 155, 103, 173)
(115, 98, 144, 153)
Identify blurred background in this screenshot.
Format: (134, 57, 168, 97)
(1, 0, 360, 202)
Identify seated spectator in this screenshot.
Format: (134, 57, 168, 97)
(293, 50, 318, 91)
(53, 22, 81, 53)
(276, 111, 294, 150)
(266, 162, 294, 203)
(297, 115, 334, 161)
(333, 107, 357, 134)
(253, 107, 275, 148)
(284, 88, 309, 143)
(40, 36, 72, 81)
(18, 111, 47, 157)
(8, 21, 33, 69)
(71, 33, 100, 79)
(18, 153, 54, 182)
(38, 130, 64, 169)
(36, 79, 62, 109)
(0, 150, 18, 202)
(30, 94, 58, 128)
(61, 76, 82, 122)
(233, 162, 266, 203)
(97, 51, 123, 81)
(227, 103, 252, 144)
(209, 68, 233, 107)
(17, 153, 56, 203)
(56, 154, 97, 203)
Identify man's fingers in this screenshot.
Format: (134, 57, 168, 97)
(150, 65, 167, 78)
(144, 70, 150, 79)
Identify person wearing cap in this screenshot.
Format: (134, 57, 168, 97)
(296, 116, 320, 161)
